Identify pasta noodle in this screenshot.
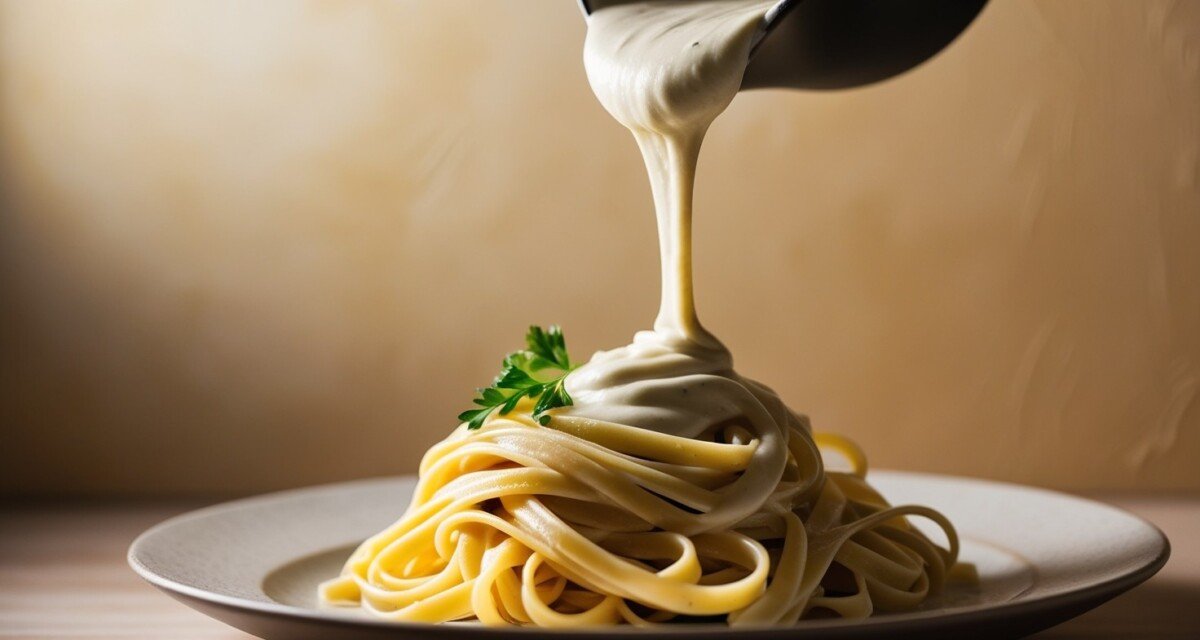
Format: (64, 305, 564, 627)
(319, 407, 959, 625)
(319, 0, 962, 626)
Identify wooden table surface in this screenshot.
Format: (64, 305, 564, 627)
(2, 494, 1198, 639)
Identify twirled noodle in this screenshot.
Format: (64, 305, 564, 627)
(319, 402, 959, 626)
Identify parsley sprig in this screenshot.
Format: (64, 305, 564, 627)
(458, 325, 577, 430)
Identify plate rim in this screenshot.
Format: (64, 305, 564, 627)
(128, 470, 1171, 637)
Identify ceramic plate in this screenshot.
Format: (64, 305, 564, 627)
(128, 472, 1168, 640)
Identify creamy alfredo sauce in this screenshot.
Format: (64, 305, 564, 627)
(566, 1, 794, 443)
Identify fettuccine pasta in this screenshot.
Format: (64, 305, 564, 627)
(319, 406, 958, 625)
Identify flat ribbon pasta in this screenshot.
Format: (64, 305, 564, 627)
(319, 406, 960, 627)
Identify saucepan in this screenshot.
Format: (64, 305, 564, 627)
(577, 0, 989, 90)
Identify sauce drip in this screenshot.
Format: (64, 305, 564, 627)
(567, 1, 786, 439)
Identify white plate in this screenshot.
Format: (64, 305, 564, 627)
(128, 471, 1168, 639)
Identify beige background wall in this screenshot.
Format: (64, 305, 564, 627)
(1, 1, 1198, 495)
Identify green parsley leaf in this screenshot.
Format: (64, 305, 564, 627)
(459, 325, 578, 430)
